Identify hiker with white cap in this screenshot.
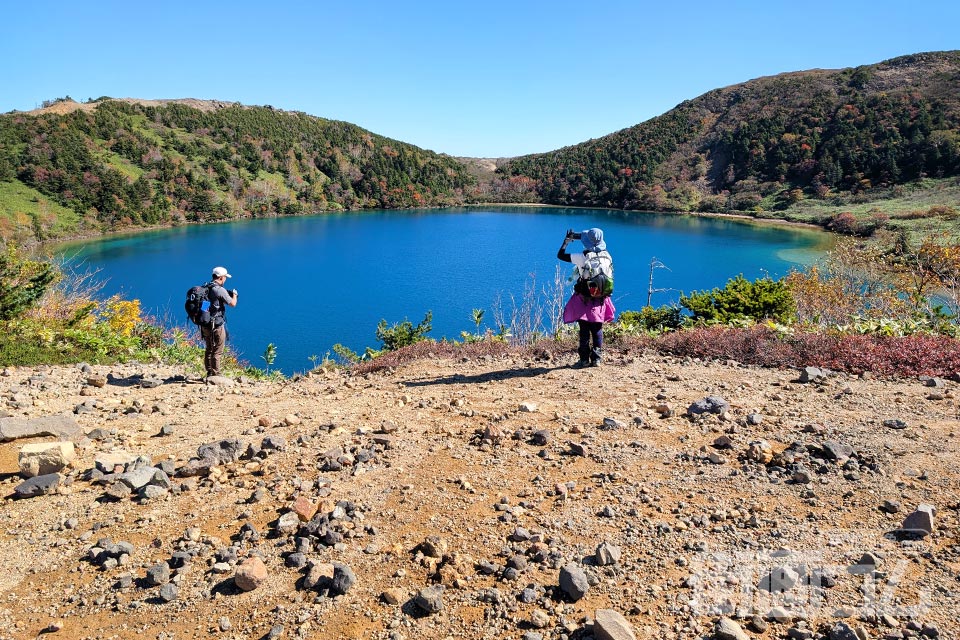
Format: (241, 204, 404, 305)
(202, 266, 238, 377)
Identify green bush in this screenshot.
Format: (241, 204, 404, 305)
(376, 311, 433, 351)
(680, 275, 795, 325)
(0, 245, 58, 320)
(618, 306, 683, 333)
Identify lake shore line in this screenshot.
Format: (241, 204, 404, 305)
(42, 202, 833, 254)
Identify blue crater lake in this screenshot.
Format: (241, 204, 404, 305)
(58, 206, 831, 375)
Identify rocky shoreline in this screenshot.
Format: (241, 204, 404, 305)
(0, 349, 957, 640)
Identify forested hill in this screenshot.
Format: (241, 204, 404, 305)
(496, 51, 960, 213)
(0, 99, 473, 244)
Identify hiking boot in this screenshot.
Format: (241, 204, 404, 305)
(572, 358, 590, 369)
(590, 347, 602, 366)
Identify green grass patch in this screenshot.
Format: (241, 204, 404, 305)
(0, 180, 81, 238)
(99, 150, 144, 181)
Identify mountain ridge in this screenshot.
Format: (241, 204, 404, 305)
(496, 51, 960, 213)
(2, 51, 958, 245)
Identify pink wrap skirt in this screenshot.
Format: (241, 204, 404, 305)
(562, 294, 615, 324)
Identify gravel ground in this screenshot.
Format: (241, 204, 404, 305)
(0, 347, 958, 640)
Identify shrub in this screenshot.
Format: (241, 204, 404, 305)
(376, 311, 433, 352)
(680, 275, 795, 324)
(0, 245, 58, 321)
(618, 306, 683, 333)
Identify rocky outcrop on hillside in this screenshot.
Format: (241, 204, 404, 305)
(0, 349, 957, 640)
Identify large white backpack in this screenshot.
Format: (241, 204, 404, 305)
(576, 250, 614, 298)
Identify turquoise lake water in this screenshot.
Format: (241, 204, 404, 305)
(59, 206, 830, 374)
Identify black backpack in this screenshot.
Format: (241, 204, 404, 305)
(185, 284, 213, 326)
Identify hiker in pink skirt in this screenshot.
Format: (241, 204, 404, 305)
(557, 228, 615, 367)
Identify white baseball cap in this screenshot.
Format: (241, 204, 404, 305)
(212, 266, 232, 278)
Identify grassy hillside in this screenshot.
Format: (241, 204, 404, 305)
(496, 51, 960, 232)
(0, 99, 475, 244)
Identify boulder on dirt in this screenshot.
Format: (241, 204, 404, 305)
(0, 416, 82, 442)
(18, 441, 75, 477)
(14, 473, 61, 498)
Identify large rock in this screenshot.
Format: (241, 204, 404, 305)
(594, 609, 637, 640)
(0, 416, 81, 442)
(18, 442, 75, 477)
(14, 473, 61, 498)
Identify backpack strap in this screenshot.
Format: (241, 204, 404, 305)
(205, 281, 226, 326)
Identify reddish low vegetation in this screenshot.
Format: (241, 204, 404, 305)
(648, 325, 960, 378)
(353, 325, 960, 379)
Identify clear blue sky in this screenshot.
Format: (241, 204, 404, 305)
(2, 1, 957, 158)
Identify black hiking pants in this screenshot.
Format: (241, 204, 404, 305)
(577, 320, 603, 363)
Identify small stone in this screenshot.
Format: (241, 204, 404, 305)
(519, 402, 538, 413)
(798, 366, 826, 383)
(761, 565, 799, 592)
(594, 609, 637, 640)
(601, 417, 624, 430)
(767, 606, 793, 622)
(331, 562, 356, 595)
(414, 585, 444, 614)
(291, 496, 318, 521)
(234, 556, 268, 591)
(713, 435, 734, 449)
(829, 622, 859, 640)
(899, 504, 935, 536)
(382, 588, 405, 605)
(747, 440, 774, 464)
(87, 375, 107, 388)
(559, 563, 589, 601)
(276, 511, 301, 535)
(714, 617, 750, 640)
(687, 396, 729, 416)
(595, 541, 622, 566)
(158, 583, 178, 602)
(146, 562, 171, 586)
(749, 616, 768, 633)
(283, 414, 301, 426)
(530, 609, 551, 629)
(883, 419, 908, 430)
(568, 442, 587, 457)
